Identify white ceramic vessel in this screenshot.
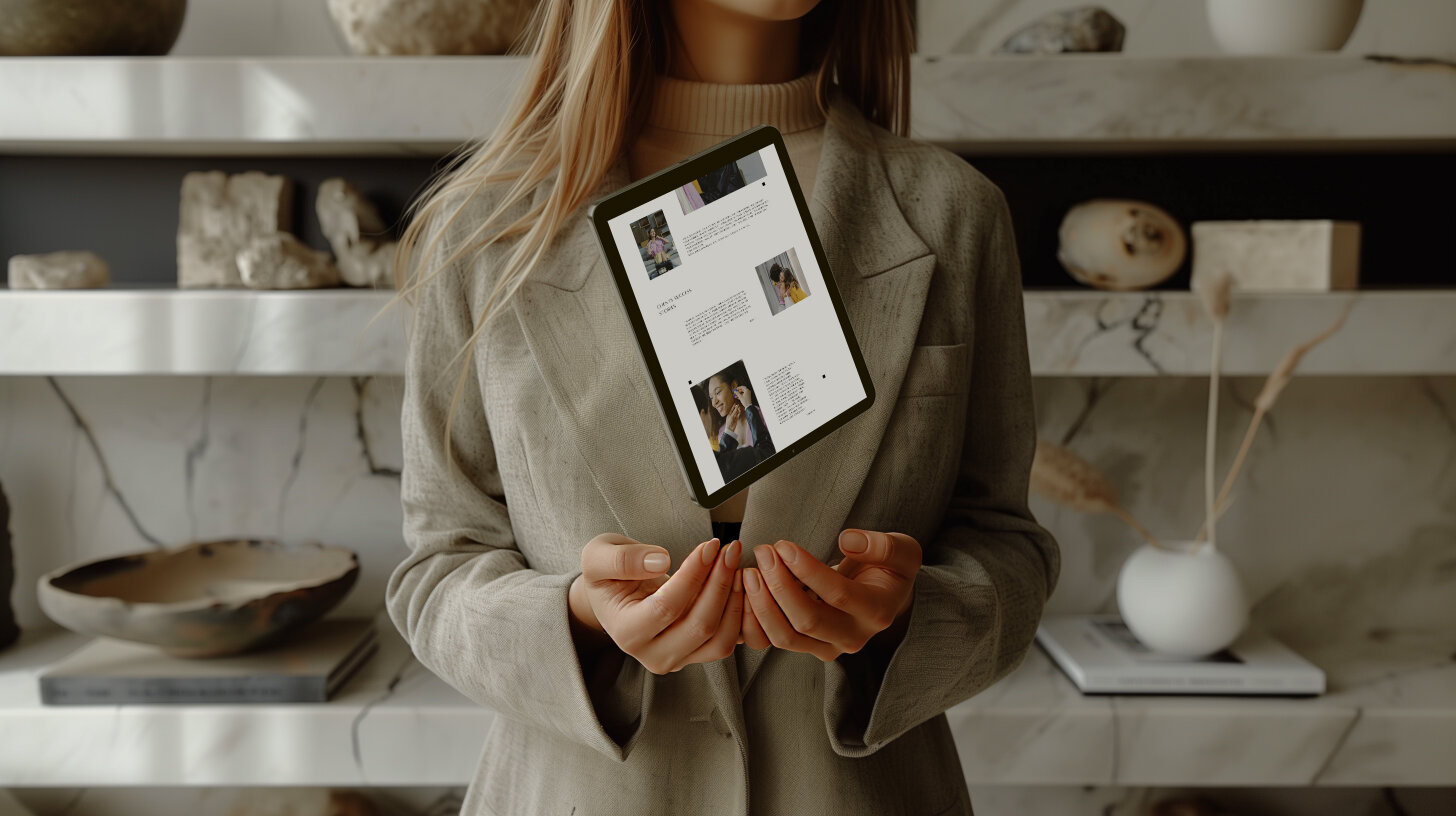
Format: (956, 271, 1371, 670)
(1207, 0, 1365, 54)
(1116, 541, 1249, 657)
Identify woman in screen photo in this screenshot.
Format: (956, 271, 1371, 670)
(704, 363, 775, 483)
(388, 0, 1059, 814)
(646, 226, 673, 275)
(771, 263, 808, 305)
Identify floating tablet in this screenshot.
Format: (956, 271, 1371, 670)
(587, 126, 874, 508)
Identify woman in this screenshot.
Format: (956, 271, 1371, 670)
(646, 225, 671, 274)
(387, 1, 1059, 814)
(708, 368, 774, 482)
(770, 262, 808, 305)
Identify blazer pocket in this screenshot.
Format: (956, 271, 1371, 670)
(898, 343, 969, 399)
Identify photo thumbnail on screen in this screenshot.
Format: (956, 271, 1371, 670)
(690, 360, 776, 483)
(754, 247, 811, 316)
(630, 210, 680, 280)
(676, 150, 768, 215)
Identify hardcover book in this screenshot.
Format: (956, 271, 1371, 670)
(40, 618, 376, 705)
(1036, 614, 1325, 696)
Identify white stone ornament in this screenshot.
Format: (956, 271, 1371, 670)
(327, 0, 537, 56)
(237, 233, 342, 290)
(1192, 220, 1361, 292)
(178, 171, 294, 288)
(316, 178, 398, 289)
(7, 251, 110, 289)
(1057, 199, 1187, 291)
(1207, 0, 1366, 55)
(1117, 542, 1249, 658)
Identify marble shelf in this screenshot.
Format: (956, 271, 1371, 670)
(0, 620, 1450, 788)
(1, 288, 1452, 377)
(0, 55, 1452, 155)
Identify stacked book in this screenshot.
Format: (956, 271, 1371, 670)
(40, 618, 377, 705)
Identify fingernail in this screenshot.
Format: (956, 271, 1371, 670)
(722, 538, 741, 568)
(841, 530, 869, 553)
(774, 540, 797, 565)
(744, 569, 762, 593)
(754, 545, 776, 571)
(702, 538, 721, 566)
(644, 552, 670, 572)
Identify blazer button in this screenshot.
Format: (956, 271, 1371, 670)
(709, 706, 731, 737)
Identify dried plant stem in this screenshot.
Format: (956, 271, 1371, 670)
(1205, 319, 1224, 553)
(1107, 504, 1161, 550)
(1030, 439, 1163, 550)
(1193, 306, 1351, 547)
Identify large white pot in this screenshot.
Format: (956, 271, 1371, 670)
(1116, 542, 1248, 658)
(1207, 0, 1365, 54)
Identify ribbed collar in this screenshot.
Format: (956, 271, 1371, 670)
(646, 71, 827, 137)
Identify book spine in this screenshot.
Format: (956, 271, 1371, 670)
(41, 676, 328, 705)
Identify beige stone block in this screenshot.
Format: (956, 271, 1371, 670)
(177, 171, 293, 288)
(237, 233, 342, 290)
(1192, 220, 1361, 292)
(7, 251, 110, 289)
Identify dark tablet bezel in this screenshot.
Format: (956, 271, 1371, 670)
(587, 125, 875, 508)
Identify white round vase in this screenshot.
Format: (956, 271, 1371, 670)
(1116, 542, 1248, 658)
(1206, 0, 1365, 54)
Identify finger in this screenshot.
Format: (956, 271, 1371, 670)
(838, 530, 922, 577)
(628, 538, 720, 638)
(771, 540, 872, 619)
(754, 544, 858, 650)
(743, 568, 839, 661)
(581, 533, 672, 582)
(655, 539, 739, 653)
(673, 567, 745, 668)
(741, 582, 771, 650)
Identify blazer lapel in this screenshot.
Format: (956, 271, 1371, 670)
(511, 98, 936, 711)
(734, 98, 935, 694)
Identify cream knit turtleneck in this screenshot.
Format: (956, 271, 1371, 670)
(628, 71, 827, 202)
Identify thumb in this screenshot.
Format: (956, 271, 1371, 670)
(838, 529, 920, 575)
(582, 533, 673, 581)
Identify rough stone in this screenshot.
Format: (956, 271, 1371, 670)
(178, 171, 294, 289)
(316, 178, 398, 289)
(7, 250, 110, 289)
(237, 233, 342, 290)
(997, 6, 1126, 54)
(327, 0, 537, 56)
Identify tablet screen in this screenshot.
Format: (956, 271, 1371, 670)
(599, 133, 870, 503)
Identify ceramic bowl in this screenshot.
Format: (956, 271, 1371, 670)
(38, 539, 358, 657)
(0, 0, 188, 56)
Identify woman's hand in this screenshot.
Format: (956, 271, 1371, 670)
(733, 385, 754, 409)
(571, 534, 744, 675)
(739, 530, 920, 661)
(722, 402, 748, 444)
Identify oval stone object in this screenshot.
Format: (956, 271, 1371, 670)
(1057, 199, 1187, 291)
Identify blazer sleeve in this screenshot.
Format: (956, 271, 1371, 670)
(385, 219, 650, 762)
(822, 185, 1061, 757)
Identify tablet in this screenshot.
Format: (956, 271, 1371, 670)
(587, 125, 875, 508)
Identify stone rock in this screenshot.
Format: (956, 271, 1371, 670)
(997, 6, 1126, 54)
(0, 480, 17, 652)
(7, 250, 110, 289)
(178, 171, 293, 288)
(237, 233, 342, 290)
(327, 0, 537, 56)
(317, 178, 398, 289)
(1192, 220, 1361, 292)
(1058, 199, 1186, 291)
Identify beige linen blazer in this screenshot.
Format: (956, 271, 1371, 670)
(387, 96, 1060, 816)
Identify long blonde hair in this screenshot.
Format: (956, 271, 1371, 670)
(386, 0, 913, 466)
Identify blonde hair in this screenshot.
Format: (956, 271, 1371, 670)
(384, 0, 913, 468)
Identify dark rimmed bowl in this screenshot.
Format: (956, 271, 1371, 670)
(38, 539, 358, 657)
(0, 0, 188, 56)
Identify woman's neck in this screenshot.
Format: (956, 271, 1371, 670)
(666, 0, 802, 84)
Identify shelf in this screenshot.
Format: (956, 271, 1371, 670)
(1, 618, 1450, 787)
(1, 288, 1452, 377)
(0, 55, 1452, 156)
(0, 288, 406, 376)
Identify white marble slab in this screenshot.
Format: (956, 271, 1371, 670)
(1024, 290, 1456, 376)
(0, 289, 406, 375)
(3, 289, 1453, 376)
(1, 55, 1451, 155)
(1, 620, 1451, 787)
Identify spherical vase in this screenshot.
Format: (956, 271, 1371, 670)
(1116, 542, 1248, 658)
(1206, 0, 1365, 55)
(0, 0, 188, 56)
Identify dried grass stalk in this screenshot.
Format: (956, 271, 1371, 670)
(1193, 304, 1352, 546)
(1197, 272, 1235, 553)
(1031, 439, 1161, 549)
